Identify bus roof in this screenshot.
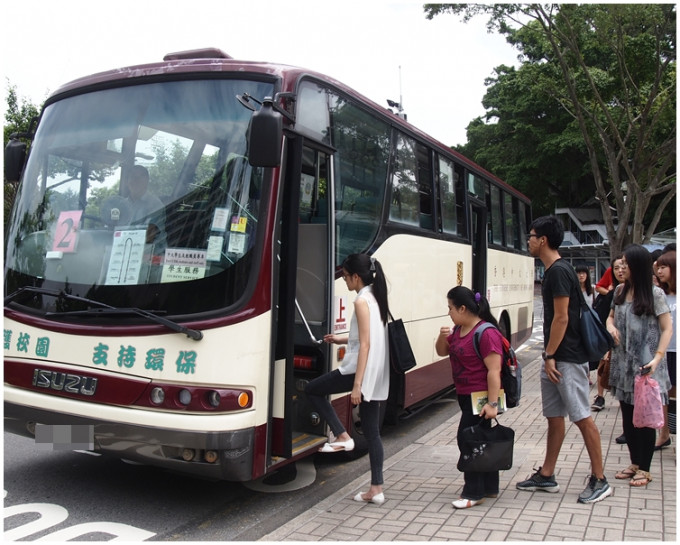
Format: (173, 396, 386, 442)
(48, 47, 529, 203)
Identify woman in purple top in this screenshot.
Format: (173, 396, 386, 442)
(436, 286, 504, 509)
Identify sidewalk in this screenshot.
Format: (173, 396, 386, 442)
(261, 354, 676, 541)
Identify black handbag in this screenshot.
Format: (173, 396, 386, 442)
(580, 293, 615, 362)
(457, 418, 515, 472)
(387, 311, 417, 373)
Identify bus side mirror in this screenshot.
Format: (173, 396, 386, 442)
(247, 100, 282, 168)
(5, 137, 27, 183)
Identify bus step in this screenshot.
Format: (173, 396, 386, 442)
(291, 431, 326, 456)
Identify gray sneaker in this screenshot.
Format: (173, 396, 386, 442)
(516, 467, 560, 493)
(591, 395, 605, 411)
(578, 475, 612, 504)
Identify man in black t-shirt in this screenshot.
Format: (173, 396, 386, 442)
(516, 215, 611, 504)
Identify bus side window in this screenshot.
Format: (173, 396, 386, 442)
(389, 133, 419, 226)
(518, 200, 529, 251)
(489, 184, 503, 246)
(504, 193, 518, 250)
(437, 154, 458, 236)
(416, 143, 433, 230)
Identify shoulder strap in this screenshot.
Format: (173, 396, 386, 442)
(553, 259, 589, 309)
(472, 322, 497, 360)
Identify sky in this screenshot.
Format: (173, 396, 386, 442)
(2, 0, 520, 148)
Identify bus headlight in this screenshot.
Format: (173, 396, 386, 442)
(178, 389, 192, 406)
(207, 391, 221, 408)
(150, 387, 165, 405)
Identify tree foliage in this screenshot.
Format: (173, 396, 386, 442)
(425, 4, 676, 258)
(4, 82, 41, 234)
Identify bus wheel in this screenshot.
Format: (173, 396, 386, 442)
(499, 314, 511, 341)
(345, 400, 386, 460)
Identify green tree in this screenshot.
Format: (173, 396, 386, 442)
(4, 82, 41, 233)
(457, 63, 593, 218)
(426, 4, 676, 258)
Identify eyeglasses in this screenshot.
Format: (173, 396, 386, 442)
(527, 233, 541, 239)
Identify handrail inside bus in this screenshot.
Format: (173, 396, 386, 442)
(294, 298, 323, 345)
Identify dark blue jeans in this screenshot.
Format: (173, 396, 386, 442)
(457, 394, 500, 500)
(305, 369, 384, 485)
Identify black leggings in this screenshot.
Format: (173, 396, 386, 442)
(619, 401, 656, 472)
(305, 369, 384, 485)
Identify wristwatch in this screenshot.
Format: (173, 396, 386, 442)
(489, 401, 499, 408)
(542, 351, 556, 361)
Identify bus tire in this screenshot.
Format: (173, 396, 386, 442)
(344, 400, 386, 460)
(499, 313, 511, 341)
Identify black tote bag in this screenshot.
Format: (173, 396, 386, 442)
(580, 293, 615, 362)
(457, 418, 515, 472)
(387, 311, 417, 374)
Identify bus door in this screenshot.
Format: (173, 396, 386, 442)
(469, 198, 488, 295)
(273, 138, 333, 460)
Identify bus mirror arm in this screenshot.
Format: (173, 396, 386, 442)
(295, 299, 324, 345)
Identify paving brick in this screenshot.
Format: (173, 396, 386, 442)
(259, 351, 676, 542)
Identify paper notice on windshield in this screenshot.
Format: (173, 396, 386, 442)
(104, 229, 147, 285)
(160, 248, 207, 283)
(53, 210, 83, 253)
(211, 208, 229, 232)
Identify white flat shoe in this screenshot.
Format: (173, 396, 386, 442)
(452, 497, 484, 509)
(318, 438, 354, 453)
(353, 491, 385, 504)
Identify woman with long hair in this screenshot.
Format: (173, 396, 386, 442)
(576, 264, 599, 389)
(654, 250, 676, 449)
(435, 286, 504, 508)
(576, 264, 594, 307)
(607, 245, 672, 487)
(304, 253, 390, 504)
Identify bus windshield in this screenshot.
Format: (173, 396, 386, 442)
(5, 79, 274, 317)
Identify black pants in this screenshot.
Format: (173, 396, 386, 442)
(305, 369, 384, 485)
(619, 401, 656, 472)
(457, 394, 500, 500)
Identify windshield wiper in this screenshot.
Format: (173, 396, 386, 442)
(5, 286, 203, 341)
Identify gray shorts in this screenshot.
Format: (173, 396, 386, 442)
(540, 360, 591, 422)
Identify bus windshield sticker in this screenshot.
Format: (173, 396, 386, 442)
(211, 208, 229, 232)
(206, 236, 224, 261)
(230, 216, 248, 233)
(227, 233, 247, 255)
(104, 229, 147, 285)
(52, 211, 83, 253)
(161, 249, 207, 283)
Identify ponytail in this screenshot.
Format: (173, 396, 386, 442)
(446, 286, 499, 329)
(342, 253, 390, 324)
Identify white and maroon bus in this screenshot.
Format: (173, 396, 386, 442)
(4, 48, 533, 481)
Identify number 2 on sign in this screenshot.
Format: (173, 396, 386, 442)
(53, 211, 83, 253)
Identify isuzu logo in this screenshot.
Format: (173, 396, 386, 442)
(32, 369, 98, 396)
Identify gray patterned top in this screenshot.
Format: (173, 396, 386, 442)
(609, 285, 671, 405)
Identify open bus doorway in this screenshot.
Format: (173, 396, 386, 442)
(272, 139, 334, 466)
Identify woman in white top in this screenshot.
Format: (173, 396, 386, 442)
(305, 253, 390, 504)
